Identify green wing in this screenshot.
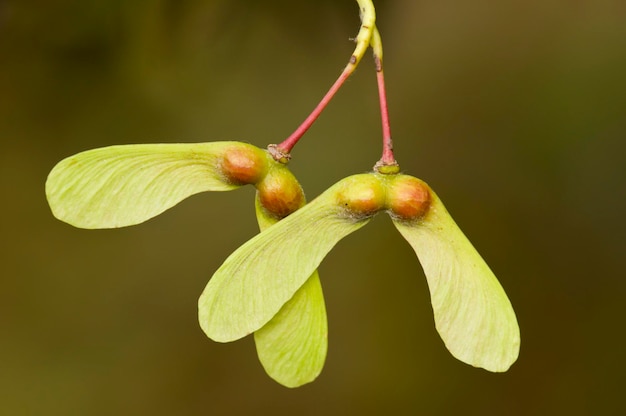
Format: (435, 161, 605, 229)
(45, 142, 247, 229)
(254, 269, 327, 387)
(252, 188, 328, 387)
(392, 192, 520, 372)
(198, 178, 370, 343)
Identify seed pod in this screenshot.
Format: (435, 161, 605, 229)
(387, 175, 432, 221)
(335, 174, 386, 218)
(220, 143, 268, 185)
(391, 186, 520, 372)
(252, 160, 327, 388)
(256, 166, 305, 220)
(46, 142, 248, 229)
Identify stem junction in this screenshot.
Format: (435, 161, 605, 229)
(270, 0, 399, 174)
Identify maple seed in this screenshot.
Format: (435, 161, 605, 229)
(221, 146, 267, 185)
(257, 169, 305, 219)
(336, 175, 386, 217)
(387, 175, 432, 220)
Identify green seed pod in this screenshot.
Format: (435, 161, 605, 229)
(253, 161, 327, 388)
(45, 141, 252, 229)
(387, 175, 432, 221)
(220, 143, 268, 185)
(335, 174, 386, 218)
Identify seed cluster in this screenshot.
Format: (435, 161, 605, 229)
(219, 144, 305, 220)
(335, 173, 432, 221)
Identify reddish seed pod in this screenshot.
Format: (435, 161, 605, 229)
(256, 168, 305, 219)
(220, 145, 268, 185)
(336, 174, 386, 217)
(387, 175, 432, 220)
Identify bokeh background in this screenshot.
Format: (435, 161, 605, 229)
(2, 0, 625, 414)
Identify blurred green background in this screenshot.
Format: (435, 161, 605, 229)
(2, 0, 625, 414)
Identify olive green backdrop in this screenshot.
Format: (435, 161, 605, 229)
(2, 0, 625, 414)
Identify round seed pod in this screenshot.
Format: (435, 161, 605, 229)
(335, 174, 386, 218)
(256, 167, 305, 219)
(220, 144, 268, 185)
(386, 175, 432, 220)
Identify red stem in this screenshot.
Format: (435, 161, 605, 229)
(375, 55, 396, 167)
(276, 65, 353, 155)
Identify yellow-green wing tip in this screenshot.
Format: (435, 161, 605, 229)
(255, 271, 328, 387)
(45, 142, 253, 229)
(391, 189, 520, 373)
